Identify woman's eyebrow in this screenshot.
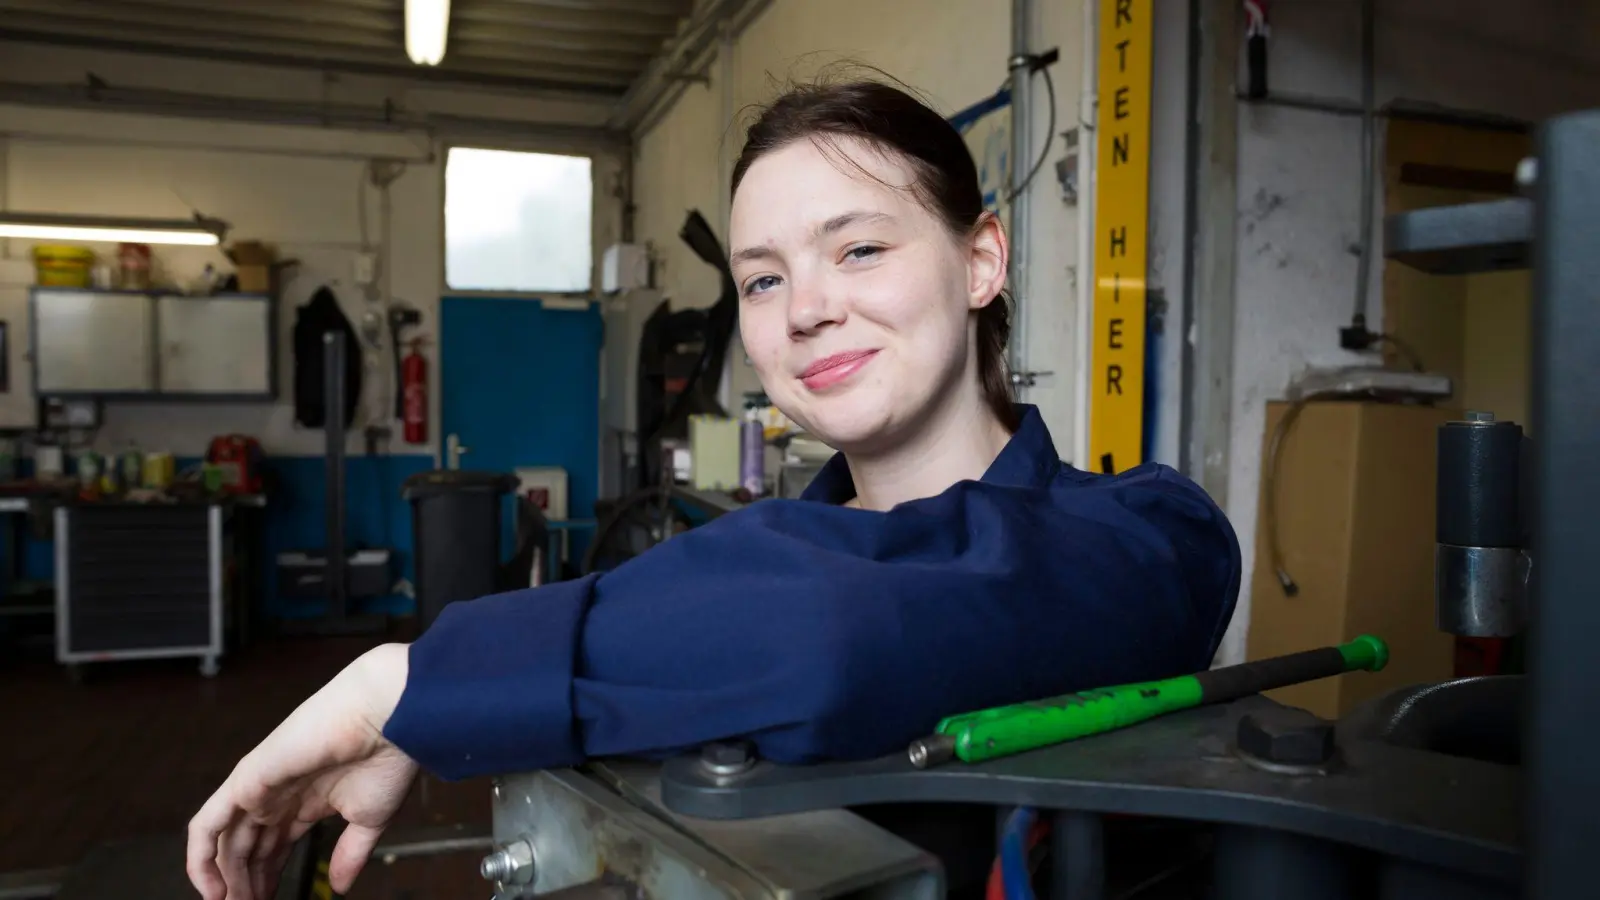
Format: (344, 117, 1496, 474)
(815, 210, 896, 238)
(730, 211, 897, 266)
(731, 244, 778, 266)
(732, 211, 896, 264)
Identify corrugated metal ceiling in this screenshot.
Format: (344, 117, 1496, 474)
(0, 0, 694, 97)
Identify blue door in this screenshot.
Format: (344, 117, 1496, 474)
(439, 296, 602, 570)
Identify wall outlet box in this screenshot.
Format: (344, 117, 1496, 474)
(602, 243, 649, 294)
(515, 466, 569, 521)
(354, 252, 378, 286)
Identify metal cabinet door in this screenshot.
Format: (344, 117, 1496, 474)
(156, 293, 273, 397)
(33, 288, 156, 394)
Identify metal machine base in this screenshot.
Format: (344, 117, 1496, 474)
(489, 763, 943, 900)
(648, 683, 1521, 900)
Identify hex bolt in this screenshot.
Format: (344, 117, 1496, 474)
(1237, 710, 1336, 766)
(1466, 410, 1496, 423)
(700, 740, 756, 775)
(479, 838, 536, 886)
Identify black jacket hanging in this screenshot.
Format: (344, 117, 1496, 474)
(293, 287, 363, 430)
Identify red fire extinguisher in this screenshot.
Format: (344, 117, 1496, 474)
(402, 339, 428, 445)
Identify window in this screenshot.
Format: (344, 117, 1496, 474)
(444, 147, 593, 293)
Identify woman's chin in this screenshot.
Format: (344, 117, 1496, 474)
(793, 401, 897, 454)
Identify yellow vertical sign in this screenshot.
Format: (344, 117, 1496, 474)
(1089, 0, 1153, 474)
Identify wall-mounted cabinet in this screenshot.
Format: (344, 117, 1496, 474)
(31, 288, 275, 401)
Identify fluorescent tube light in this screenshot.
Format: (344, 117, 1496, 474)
(406, 0, 451, 66)
(0, 212, 228, 246)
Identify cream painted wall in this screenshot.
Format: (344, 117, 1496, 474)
(631, 0, 1089, 456)
(0, 42, 623, 459)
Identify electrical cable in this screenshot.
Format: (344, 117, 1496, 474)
(999, 807, 1039, 900)
(1376, 333, 1425, 372)
(1002, 63, 1058, 207)
(1264, 360, 1432, 600)
(1263, 398, 1309, 598)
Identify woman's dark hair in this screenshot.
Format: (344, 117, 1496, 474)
(730, 78, 1018, 431)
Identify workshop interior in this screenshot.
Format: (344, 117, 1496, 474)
(0, 0, 1589, 898)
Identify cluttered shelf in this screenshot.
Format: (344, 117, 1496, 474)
(0, 443, 270, 677)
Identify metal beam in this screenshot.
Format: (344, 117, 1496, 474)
(456, 0, 685, 34)
(0, 80, 628, 150)
(1007, 0, 1033, 399)
(0, 30, 632, 96)
(614, 0, 770, 133)
(0, 7, 651, 76)
(448, 22, 664, 55)
(95, 0, 682, 38)
(1526, 106, 1600, 900)
(495, 0, 693, 16)
(1178, 0, 1239, 504)
(57, 0, 400, 33)
(0, 1, 403, 51)
(448, 39, 650, 71)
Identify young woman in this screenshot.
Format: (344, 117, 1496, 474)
(187, 79, 1241, 900)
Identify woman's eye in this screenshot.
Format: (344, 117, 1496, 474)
(743, 275, 782, 296)
(844, 245, 881, 262)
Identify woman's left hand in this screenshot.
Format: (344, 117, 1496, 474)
(186, 643, 416, 900)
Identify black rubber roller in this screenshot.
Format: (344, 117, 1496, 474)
(1437, 416, 1523, 548)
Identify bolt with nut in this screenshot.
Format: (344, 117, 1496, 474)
(480, 838, 537, 887)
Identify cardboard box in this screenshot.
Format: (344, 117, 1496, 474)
(1247, 400, 1460, 719)
(227, 241, 276, 294)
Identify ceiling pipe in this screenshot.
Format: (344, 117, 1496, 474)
(0, 30, 625, 100)
(0, 81, 627, 150)
(1007, 0, 1035, 400)
(610, 0, 772, 134)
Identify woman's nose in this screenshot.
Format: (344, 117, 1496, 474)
(787, 280, 844, 335)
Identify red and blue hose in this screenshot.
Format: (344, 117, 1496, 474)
(991, 807, 1047, 900)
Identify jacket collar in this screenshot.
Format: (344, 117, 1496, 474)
(800, 404, 1059, 505)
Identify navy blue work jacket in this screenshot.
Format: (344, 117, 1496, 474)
(384, 405, 1241, 780)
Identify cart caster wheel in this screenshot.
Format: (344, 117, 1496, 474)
(200, 658, 220, 678)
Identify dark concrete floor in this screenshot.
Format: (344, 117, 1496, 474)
(0, 632, 490, 898)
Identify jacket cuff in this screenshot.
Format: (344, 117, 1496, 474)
(382, 575, 599, 780)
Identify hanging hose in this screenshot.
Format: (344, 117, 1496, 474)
(1000, 807, 1040, 900)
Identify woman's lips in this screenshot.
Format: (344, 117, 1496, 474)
(800, 349, 879, 391)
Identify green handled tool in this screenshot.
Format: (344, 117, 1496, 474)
(907, 634, 1388, 768)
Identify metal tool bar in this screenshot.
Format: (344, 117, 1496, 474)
(323, 331, 347, 620)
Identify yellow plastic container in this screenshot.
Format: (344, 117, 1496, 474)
(32, 245, 95, 287)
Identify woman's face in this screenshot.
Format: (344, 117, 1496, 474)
(730, 136, 1007, 454)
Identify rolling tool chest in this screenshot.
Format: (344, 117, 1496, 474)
(54, 501, 248, 678)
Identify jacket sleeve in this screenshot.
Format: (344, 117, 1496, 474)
(383, 468, 1241, 781)
(382, 573, 601, 779)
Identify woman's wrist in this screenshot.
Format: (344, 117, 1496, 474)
(350, 642, 411, 739)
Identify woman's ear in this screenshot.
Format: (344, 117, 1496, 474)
(967, 211, 1009, 310)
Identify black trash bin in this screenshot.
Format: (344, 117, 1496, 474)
(403, 469, 519, 631)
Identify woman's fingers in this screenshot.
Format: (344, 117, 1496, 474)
(327, 821, 387, 894)
(218, 818, 263, 900)
(248, 822, 287, 900)
(186, 785, 242, 900)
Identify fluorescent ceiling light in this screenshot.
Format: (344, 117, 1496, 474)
(406, 0, 451, 66)
(0, 212, 228, 246)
